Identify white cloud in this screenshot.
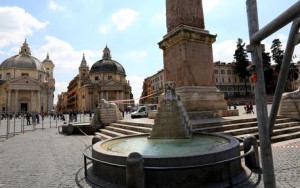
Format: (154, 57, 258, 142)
(203, 0, 221, 13)
(213, 40, 237, 62)
(98, 25, 108, 33)
(54, 82, 69, 103)
(112, 8, 138, 31)
(48, 1, 65, 11)
(151, 11, 165, 24)
(128, 50, 148, 58)
(34, 36, 99, 103)
(127, 75, 144, 104)
(0, 6, 48, 48)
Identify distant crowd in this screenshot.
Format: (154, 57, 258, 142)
(0, 110, 94, 125)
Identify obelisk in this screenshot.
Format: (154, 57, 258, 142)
(159, 0, 229, 115)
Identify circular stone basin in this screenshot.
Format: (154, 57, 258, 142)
(102, 135, 229, 157)
(92, 133, 243, 187)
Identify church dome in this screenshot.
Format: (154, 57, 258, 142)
(0, 40, 46, 71)
(90, 46, 126, 75)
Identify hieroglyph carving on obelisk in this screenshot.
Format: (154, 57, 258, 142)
(166, 0, 205, 32)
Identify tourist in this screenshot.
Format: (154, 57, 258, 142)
(26, 113, 31, 125)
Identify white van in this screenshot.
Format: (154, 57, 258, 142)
(131, 106, 148, 118)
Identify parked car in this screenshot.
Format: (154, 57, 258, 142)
(131, 106, 148, 118)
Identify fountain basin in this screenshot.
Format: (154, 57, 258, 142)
(92, 133, 243, 187)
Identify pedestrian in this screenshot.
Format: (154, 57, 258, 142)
(26, 113, 31, 125)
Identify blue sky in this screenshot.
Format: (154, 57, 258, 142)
(0, 0, 299, 104)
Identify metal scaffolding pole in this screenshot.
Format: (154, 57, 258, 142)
(268, 18, 300, 135)
(246, 0, 275, 187)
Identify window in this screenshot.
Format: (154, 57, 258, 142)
(214, 70, 218, 74)
(227, 70, 232, 75)
(6, 73, 10, 78)
(222, 78, 224, 83)
(21, 73, 29, 77)
(215, 78, 218, 83)
(228, 78, 231, 83)
(95, 76, 99, 81)
(108, 76, 112, 80)
(0, 74, 2, 79)
(221, 70, 225, 75)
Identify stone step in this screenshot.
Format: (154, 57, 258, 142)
(193, 118, 295, 133)
(215, 121, 300, 136)
(100, 129, 126, 138)
(110, 123, 152, 133)
(105, 126, 142, 135)
(272, 123, 300, 136)
(194, 122, 257, 133)
(271, 131, 300, 143)
(115, 120, 153, 128)
(95, 132, 112, 140)
(191, 118, 258, 129)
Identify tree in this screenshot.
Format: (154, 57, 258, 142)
(262, 51, 275, 93)
(287, 62, 299, 91)
(233, 38, 250, 95)
(271, 39, 284, 73)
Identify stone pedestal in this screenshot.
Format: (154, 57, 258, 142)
(279, 88, 300, 120)
(176, 86, 227, 111)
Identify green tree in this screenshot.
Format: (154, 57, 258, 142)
(233, 38, 250, 95)
(271, 39, 284, 72)
(262, 51, 275, 93)
(287, 62, 299, 91)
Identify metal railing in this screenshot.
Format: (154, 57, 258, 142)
(0, 112, 93, 141)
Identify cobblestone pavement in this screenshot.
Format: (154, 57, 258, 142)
(0, 118, 93, 188)
(0, 111, 300, 187)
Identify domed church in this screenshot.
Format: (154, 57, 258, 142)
(76, 46, 132, 111)
(0, 40, 55, 113)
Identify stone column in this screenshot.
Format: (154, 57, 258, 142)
(7, 90, 12, 112)
(158, 0, 229, 113)
(15, 90, 19, 112)
(37, 91, 41, 113)
(101, 91, 104, 101)
(31, 90, 34, 112)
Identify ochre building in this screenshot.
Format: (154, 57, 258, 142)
(66, 46, 132, 112)
(0, 40, 55, 113)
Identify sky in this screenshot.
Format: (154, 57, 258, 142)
(0, 0, 299, 104)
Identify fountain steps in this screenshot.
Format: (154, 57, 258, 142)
(98, 129, 126, 138)
(95, 116, 300, 146)
(105, 125, 144, 135)
(194, 117, 295, 133)
(95, 132, 112, 140)
(109, 123, 152, 133)
(114, 121, 153, 128)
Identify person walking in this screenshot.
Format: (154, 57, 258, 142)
(26, 113, 31, 125)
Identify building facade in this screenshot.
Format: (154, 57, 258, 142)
(60, 46, 133, 113)
(140, 69, 164, 104)
(140, 62, 253, 103)
(213, 61, 252, 98)
(0, 40, 55, 113)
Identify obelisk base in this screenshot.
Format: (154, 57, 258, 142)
(176, 86, 239, 119)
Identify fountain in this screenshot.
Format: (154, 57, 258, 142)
(92, 82, 244, 187)
(90, 1, 246, 187)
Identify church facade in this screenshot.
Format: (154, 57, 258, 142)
(65, 46, 132, 113)
(0, 40, 55, 114)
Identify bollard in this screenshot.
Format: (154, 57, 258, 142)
(243, 135, 260, 170)
(67, 124, 74, 135)
(92, 135, 102, 144)
(126, 152, 145, 188)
